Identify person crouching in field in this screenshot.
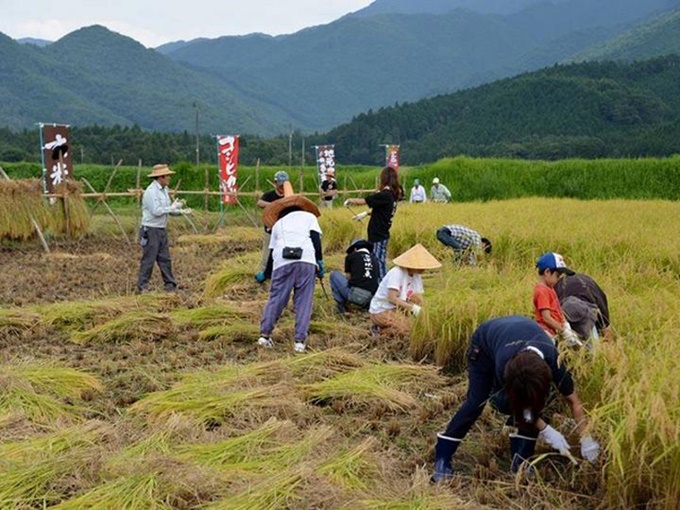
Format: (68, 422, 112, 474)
(344, 166, 404, 281)
(136, 164, 192, 294)
(257, 181, 324, 354)
(555, 271, 611, 347)
(329, 238, 379, 314)
(432, 315, 600, 482)
(534, 252, 582, 346)
(369, 244, 441, 337)
(435, 224, 491, 266)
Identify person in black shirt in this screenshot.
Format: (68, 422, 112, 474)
(432, 315, 600, 482)
(329, 238, 379, 314)
(344, 166, 403, 281)
(255, 171, 288, 282)
(319, 168, 338, 208)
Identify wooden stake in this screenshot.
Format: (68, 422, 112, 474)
(81, 178, 131, 245)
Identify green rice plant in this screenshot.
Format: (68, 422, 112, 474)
(300, 363, 443, 412)
(70, 311, 177, 345)
(0, 364, 103, 424)
(197, 323, 260, 342)
(318, 437, 378, 490)
(0, 422, 108, 505)
(0, 308, 41, 335)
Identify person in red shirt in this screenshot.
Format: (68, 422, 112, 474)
(533, 252, 580, 345)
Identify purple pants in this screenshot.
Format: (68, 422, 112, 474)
(260, 262, 316, 343)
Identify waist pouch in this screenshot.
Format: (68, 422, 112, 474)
(348, 286, 373, 307)
(282, 246, 303, 260)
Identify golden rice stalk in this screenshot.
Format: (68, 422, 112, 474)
(70, 311, 176, 345)
(300, 363, 442, 412)
(0, 364, 103, 424)
(170, 303, 242, 326)
(177, 227, 262, 246)
(204, 466, 308, 510)
(0, 308, 41, 334)
(197, 323, 260, 342)
(318, 437, 378, 490)
(176, 418, 296, 469)
(51, 181, 90, 237)
(0, 179, 54, 240)
(280, 347, 366, 380)
(0, 422, 108, 505)
(203, 254, 260, 298)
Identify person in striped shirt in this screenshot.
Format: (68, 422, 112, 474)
(435, 224, 491, 265)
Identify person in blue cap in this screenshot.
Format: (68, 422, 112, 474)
(431, 315, 600, 482)
(255, 170, 289, 283)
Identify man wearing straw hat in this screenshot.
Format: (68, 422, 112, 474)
(319, 167, 338, 208)
(257, 180, 324, 353)
(136, 164, 192, 293)
(368, 243, 441, 337)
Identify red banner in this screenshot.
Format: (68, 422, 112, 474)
(315, 144, 336, 182)
(385, 144, 400, 172)
(41, 124, 73, 194)
(218, 135, 239, 204)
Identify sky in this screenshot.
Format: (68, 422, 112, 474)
(1, 0, 375, 48)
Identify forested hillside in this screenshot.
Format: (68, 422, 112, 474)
(315, 56, 680, 164)
(571, 8, 680, 63)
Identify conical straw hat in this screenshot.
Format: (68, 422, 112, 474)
(263, 181, 320, 228)
(392, 243, 442, 270)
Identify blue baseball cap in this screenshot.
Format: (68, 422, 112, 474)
(274, 171, 289, 185)
(536, 252, 575, 275)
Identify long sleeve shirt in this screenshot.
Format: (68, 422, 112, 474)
(141, 180, 178, 228)
(430, 184, 452, 202)
(409, 185, 427, 203)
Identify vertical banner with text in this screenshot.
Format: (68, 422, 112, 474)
(384, 144, 400, 172)
(314, 144, 336, 183)
(217, 135, 239, 205)
(40, 124, 73, 194)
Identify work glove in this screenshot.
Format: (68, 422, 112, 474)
(539, 425, 570, 455)
(352, 211, 368, 221)
(580, 436, 600, 463)
(179, 208, 193, 215)
(562, 322, 583, 347)
(411, 304, 422, 316)
(171, 199, 185, 210)
(343, 199, 351, 207)
(255, 272, 266, 284)
(316, 260, 326, 279)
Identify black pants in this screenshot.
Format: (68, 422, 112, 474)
(136, 227, 177, 291)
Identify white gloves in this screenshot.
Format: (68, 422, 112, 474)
(343, 199, 351, 207)
(411, 304, 422, 316)
(539, 425, 570, 455)
(352, 211, 368, 221)
(580, 436, 600, 462)
(179, 208, 193, 215)
(171, 199, 185, 210)
(562, 322, 583, 347)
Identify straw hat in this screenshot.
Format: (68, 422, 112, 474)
(263, 181, 320, 228)
(392, 244, 442, 270)
(148, 164, 175, 178)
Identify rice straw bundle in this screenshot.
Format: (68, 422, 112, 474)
(51, 181, 90, 237)
(0, 179, 53, 240)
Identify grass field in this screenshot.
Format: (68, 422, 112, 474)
(0, 197, 679, 509)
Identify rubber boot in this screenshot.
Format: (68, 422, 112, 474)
(509, 433, 537, 473)
(431, 433, 461, 483)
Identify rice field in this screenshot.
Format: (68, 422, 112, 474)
(0, 197, 678, 509)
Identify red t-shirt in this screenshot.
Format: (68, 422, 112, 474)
(533, 283, 565, 336)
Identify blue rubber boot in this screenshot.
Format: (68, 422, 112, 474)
(509, 433, 537, 473)
(431, 433, 461, 483)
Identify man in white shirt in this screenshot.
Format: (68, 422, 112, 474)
(136, 164, 191, 293)
(409, 179, 427, 203)
(369, 244, 441, 337)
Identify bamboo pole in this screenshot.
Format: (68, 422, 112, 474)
(0, 166, 50, 253)
(81, 178, 131, 245)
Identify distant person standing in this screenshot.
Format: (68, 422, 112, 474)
(344, 166, 404, 281)
(319, 168, 338, 208)
(409, 179, 427, 203)
(255, 171, 289, 283)
(430, 177, 452, 203)
(435, 224, 491, 265)
(136, 164, 192, 293)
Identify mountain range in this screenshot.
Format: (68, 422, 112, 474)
(1, 0, 679, 137)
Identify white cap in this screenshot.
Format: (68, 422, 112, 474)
(432, 177, 440, 184)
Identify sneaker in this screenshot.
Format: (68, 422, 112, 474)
(293, 342, 306, 353)
(370, 325, 381, 337)
(257, 336, 274, 348)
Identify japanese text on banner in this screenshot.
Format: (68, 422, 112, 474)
(315, 144, 336, 182)
(218, 135, 239, 204)
(385, 144, 400, 172)
(40, 124, 73, 194)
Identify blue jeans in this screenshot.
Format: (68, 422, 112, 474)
(372, 239, 389, 281)
(329, 271, 350, 312)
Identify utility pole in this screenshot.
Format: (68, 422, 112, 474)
(288, 124, 293, 168)
(193, 102, 200, 167)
